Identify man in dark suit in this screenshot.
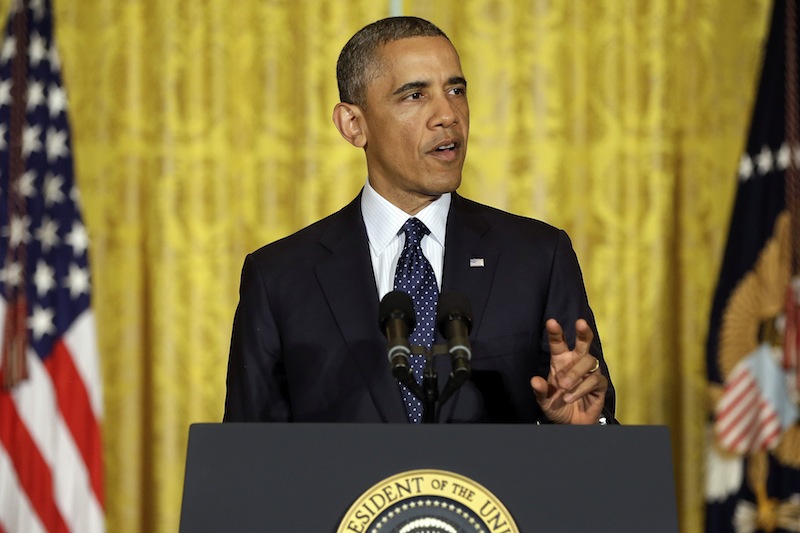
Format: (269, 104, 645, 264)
(224, 16, 616, 425)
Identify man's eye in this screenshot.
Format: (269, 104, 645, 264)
(450, 87, 465, 96)
(406, 92, 423, 100)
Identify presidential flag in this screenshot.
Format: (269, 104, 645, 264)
(0, 1, 105, 532)
(705, 0, 800, 531)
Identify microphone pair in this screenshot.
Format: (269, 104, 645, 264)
(378, 291, 473, 407)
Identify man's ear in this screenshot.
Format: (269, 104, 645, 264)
(332, 102, 367, 148)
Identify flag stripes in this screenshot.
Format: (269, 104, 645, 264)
(715, 362, 783, 453)
(2, 335, 104, 532)
(0, 445, 46, 533)
(0, 391, 66, 532)
(44, 340, 103, 506)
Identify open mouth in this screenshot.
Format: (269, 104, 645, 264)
(428, 140, 462, 162)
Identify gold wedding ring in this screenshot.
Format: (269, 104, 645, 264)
(588, 359, 600, 374)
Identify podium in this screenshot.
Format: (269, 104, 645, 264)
(179, 423, 678, 532)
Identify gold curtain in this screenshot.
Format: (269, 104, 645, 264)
(2, 0, 771, 531)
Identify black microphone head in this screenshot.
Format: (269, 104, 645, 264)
(379, 290, 416, 334)
(436, 291, 473, 334)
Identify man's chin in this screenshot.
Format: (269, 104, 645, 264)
(430, 175, 461, 195)
(426, 165, 462, 184)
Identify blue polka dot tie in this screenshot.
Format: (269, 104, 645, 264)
(394, 218, 439, 423)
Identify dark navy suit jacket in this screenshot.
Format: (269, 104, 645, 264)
(224, 192, 616, 423)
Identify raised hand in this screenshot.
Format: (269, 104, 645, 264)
(530, 318, 608, 425)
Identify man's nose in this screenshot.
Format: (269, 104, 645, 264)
(428, 94, 459, 129)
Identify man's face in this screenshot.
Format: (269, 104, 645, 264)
(360, 36, 469, 214)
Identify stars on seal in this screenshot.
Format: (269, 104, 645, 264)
(367, 498, 488, 533)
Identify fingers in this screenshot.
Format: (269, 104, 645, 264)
(533, 355, 603, 401)
(546, 318, 594, 357)
(574, 319, 594, 357)
(563, 369, 608, 403)
(544, 316, 602, 400)
(559, 353, 600, 390)
(530, 375, 549, 403)
(531, 364, 607, 425)
(545, 319, 568, 355)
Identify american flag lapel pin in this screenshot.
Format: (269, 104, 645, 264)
(469, 257, 485, 268)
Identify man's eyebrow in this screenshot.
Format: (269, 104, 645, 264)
(392, 76, 467, 96)
(393, 81, 429, 95)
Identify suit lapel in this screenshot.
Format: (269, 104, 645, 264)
(442, 193, 500, 340)
(314, 194, 407, 423)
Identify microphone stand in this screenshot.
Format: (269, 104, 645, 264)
(410, 344, 458, 423)
(422, 351, 438, 424)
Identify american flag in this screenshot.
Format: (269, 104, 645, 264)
(713, 344, 798, 454)
(0, 1, 105, 532)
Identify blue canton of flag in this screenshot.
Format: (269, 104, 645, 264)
(0, 1, 90, 362)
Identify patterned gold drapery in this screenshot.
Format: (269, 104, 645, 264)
(6, 0, 771, 531)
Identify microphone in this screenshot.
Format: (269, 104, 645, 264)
(378, 291, 418, 386)
(436, 292, 473, 404)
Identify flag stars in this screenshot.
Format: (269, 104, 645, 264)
(28, 32, 47, 67)
(28, 304, 56, 340)
(0, 79, 12, 107)
(65, 222, 88, 255)
(17, 169, 36, 197)
(43, 173, 65, 206)
(35, 216, 60, 252)
(0, 261, 23, 287)
(33, 259, 55, 296)
(48, 84, 66, 117)
(1, 36, 16, 64)
(46, 127, 68, 162)
(64, 263, 90, 299)
(27, 80, 45, 110)
(23, 124, 42, 156)
(7, 214, 31, 246)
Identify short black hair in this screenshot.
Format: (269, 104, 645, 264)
(336, 16, 450, 107)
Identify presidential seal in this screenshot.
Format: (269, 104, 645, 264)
(337, 469, 519, 533)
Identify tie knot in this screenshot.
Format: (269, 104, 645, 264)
(401, 218, 430, 247)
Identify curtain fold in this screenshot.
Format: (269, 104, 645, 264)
(7, 0, 771, 531)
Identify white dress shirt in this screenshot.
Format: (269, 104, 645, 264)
(360, 179, 451, 300)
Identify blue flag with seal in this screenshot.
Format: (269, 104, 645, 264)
(705, 0, 800, 531)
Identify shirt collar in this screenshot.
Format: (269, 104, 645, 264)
(361, 179, 451, 256)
